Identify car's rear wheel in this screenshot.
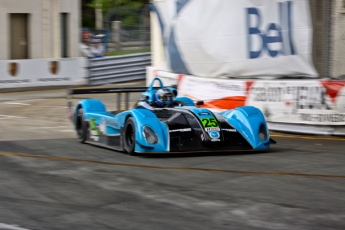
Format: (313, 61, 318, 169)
(76, 108, 87, 143)
(123, 117, 136, 155)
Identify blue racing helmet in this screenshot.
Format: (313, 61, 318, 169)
(155, 88, 174, 107)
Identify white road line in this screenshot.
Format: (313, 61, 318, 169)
(27, 126, 70, 129)
(58, 130, 74, 132)
(0, 115, 26, 119)
(4, 102, 31, 106)
(0, 223, 31, 230)
(38, 106, 68, 108)
(3, 101, 67, 108)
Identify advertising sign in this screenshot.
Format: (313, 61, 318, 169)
(246, 80, 345, 125)
(0, 58, 86, 89)
(147, 67, 345, 126)
(151, 0, 317, 78)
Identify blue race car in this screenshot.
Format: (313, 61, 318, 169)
(68, 77, 275, 155)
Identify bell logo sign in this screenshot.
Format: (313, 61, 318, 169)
(246, 1, 296, 59)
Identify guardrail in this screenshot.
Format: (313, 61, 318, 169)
(88, 53, 151, 86)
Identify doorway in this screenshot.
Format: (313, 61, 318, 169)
(10, 14, 29, 59)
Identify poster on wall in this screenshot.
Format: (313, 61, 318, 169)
(151, 0, 317, 78)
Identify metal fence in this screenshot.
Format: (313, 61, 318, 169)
(119, 26, 151, 43)
(87, 52, 151, 86)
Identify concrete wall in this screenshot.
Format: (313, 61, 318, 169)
(150, 11, 165, 70)
(60, 0, 81, 58)
(331, 0, 345, 77)
(0, 0, 80, 60)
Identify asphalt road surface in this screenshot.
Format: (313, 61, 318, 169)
(0, 84, 344, 230)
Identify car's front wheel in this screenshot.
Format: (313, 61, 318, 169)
(76, 108, 87, 143)
(123, 117, 136, 155)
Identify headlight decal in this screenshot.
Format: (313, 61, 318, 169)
(258, 123, 268, 141)
(143, 126, 159, 144)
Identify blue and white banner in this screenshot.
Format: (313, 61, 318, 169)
(151, 0, 318, 78)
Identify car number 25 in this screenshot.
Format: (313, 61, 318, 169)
(201, 118, 218, 128)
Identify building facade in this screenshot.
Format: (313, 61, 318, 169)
(330, 0, 345, 77)
(0, 0, 80, 60)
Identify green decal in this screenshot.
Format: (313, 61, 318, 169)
(90, 118, 100, 135)
(201, 118, 219, 128)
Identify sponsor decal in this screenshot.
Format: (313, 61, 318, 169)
(50, 61, 59, 75)
(247, 80, 345, 124)
(205, 127, 220, 131)
(38, 77, 69, 81)
(213, 82, 243, 92)
(91, 117, 119, 136)
(169, 128, 192, 132)
(198, 112, 210, 116)
(0, 79, 30, 84)
(90, 135, 99, 141)
(187, 78, 243, 92)
(211, 139, 221, 142)
(9, 62, 18, 76)
(90, 130, 98, 135)
(89, 117, 100, 141)
(251, 85, 333, 111)
(208, 130, 220, 139)
(246, 1, 296, 59)
(222, 128, 237, 132)
(90, 130, 100, 140)
(299, 114, 345, 123)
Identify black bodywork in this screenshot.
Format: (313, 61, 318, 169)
(150, 108, 253, 152)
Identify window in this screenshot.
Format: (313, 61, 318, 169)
(61, 13, 69, 58)
(10, 14, 29, 59)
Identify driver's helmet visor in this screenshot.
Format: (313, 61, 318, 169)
(159, 92, 174, 102)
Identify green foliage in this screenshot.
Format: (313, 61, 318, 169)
(88, 0, 144, 13)
(82, 17, 96, 29)
(87, 0, 148, 26)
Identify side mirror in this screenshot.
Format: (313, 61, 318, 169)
(196, 100, 204, 105)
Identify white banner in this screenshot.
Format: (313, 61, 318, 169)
(151, 0, 317, 78)
(0, 58, 87, 89)
(147, 68, 345, 126)
(146, 67, 181, 87)
(178, 76, 246, 106)
(246, 80, 345, 125)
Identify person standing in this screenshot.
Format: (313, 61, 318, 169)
(80, 39, 94, 58)
(90, 39, 105, 58)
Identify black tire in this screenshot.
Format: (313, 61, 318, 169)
(123, 117, 136, 155)
(76, 108, 87, 143)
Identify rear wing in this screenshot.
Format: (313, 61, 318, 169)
(66, 86, 173, 117)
